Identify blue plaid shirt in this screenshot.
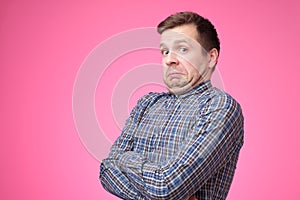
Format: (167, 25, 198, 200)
(100, 81, 244, 200)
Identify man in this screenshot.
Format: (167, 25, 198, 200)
(100, 11, 244, 200)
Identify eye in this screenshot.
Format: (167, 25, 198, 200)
(179, 47, 188, 53)
(161, 49, 169, 56)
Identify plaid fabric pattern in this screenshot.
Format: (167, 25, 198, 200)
(100, 81, 244, 200)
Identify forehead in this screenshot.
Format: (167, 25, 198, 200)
(160, 24, 199, 46)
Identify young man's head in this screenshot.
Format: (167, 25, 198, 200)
(158, 12, 220, 95)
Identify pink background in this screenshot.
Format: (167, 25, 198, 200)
(1, 0, 300, 199)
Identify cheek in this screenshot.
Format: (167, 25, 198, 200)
(180, 54, 199, 67)
(162, 65, 168, 76)
(187, 66, 201, 78)
(179, 58, 198, 73)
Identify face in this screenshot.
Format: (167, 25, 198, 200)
(160, 24, 218, 95)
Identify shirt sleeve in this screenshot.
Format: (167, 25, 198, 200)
(99, 93, 160, 200)
(100, 159, 144, 199)
(114, 94, 244, 200)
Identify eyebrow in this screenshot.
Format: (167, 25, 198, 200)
(159, 39, 189, 48)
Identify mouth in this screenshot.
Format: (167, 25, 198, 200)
(168, 71, 184, 78)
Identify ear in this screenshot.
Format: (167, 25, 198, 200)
(208, 48, 219, 69)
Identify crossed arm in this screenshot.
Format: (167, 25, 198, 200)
(100, 95, 244, 200)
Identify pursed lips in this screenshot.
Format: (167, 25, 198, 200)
(167, 71, 184, 78)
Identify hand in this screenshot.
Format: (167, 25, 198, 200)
(188, 196, 198, 200)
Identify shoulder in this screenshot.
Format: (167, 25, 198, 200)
(136, 91, 167, 107)
(201, 87, 243, 115)
(128, 92, 166, 123)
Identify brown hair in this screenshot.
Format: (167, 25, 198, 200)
(157, 11, 220, 53)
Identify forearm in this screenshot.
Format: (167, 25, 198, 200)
(100, 159, 145, 200)
(116, 152, 168, 199)
(116, 139, 229, 199)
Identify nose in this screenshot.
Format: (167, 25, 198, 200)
(165, 52, 179, 67)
